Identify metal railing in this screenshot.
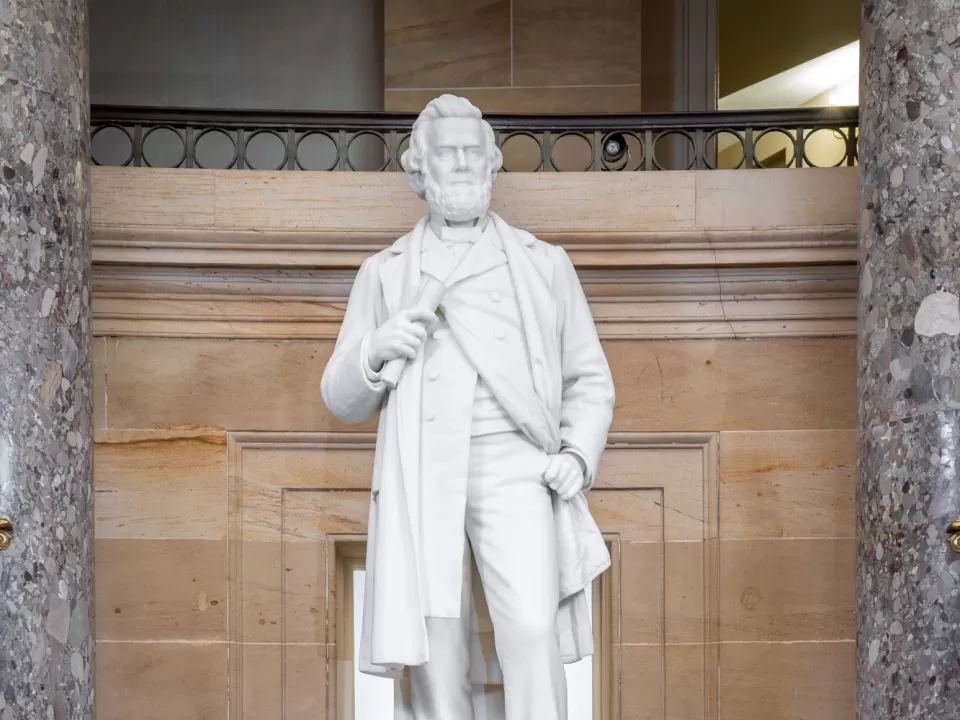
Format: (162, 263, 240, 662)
(90, 105, 859, 172)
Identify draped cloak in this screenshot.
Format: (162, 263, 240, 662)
(320, 213, 616, 687)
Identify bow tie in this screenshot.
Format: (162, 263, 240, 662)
(440, 226, 482, 245)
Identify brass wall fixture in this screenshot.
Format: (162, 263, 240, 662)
(0, 517, 12, 552)
(947, 520, 960, 553)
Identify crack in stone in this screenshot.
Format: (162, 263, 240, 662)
(704, 233, 739, 340)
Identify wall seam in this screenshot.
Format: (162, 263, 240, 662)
(509, 0, 514, 86)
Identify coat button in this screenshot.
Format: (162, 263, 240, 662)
(494, 328, 506, 340)
(490, 291, 502, 302)
(427, 369, 439, 381)
(425, 411, 436, 422)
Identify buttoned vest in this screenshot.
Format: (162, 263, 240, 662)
(417, 223, 536, 615)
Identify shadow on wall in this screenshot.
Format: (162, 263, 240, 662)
(89, 0, 384, 170)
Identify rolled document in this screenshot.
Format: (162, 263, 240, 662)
(381, 277, 447, 389)
(380, 234, 487, 390)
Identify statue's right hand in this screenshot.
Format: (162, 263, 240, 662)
(367, 307, 438, 370)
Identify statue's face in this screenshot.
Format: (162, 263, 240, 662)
(425, 117, 490, 194)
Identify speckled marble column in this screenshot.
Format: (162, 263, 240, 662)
(858, 2, 960, 718)
(0, 0, 93, 719)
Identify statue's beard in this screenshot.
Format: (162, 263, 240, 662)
(424, 174, 492, 223)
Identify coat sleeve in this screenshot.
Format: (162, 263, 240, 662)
(554, 246, 615, 490)
(321, 256, 389, 424)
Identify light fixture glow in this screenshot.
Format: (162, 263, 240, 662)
(719, 40, 860, 110)
(796, 42, 860, 92)
(828, 75, 860, 106)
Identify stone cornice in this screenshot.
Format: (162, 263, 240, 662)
(90, 167, 859, 340)
(92, 225, 857, 269)
(92, 264, 857, 340)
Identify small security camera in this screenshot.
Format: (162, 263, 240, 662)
(602, 133, 628, 166)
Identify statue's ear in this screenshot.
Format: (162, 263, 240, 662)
(399, 146, 413, 173)
(491, 144, 504, 173)
(405, 170, 426, 199)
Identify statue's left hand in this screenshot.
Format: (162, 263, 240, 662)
(543, 453, 585, 501)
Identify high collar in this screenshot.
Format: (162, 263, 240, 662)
(385, 212, 535, 255)
(424, 213, 501, 252)
(427, 212, 490, 240)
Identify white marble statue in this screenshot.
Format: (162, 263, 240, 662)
(321, 94, 615, 720)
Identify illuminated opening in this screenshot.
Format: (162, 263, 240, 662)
(347, 564, 598, 719)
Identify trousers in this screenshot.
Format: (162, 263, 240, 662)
(408, 431, 567, 720)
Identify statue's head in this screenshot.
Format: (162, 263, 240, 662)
(401, 94, 503, 223)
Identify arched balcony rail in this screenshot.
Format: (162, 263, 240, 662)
(91, 105, 859, 172)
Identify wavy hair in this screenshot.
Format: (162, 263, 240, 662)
(400, 94, 503, 199)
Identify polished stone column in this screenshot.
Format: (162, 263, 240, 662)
(0, 1, 93, 719)
(858, 2, 960, 718)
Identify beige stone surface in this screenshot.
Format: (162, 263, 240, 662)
(92, 167, 857, 237)
(619, 540, 707, 645)
(237, 642, 331, 720)
(90, 163, 858, 718)
(96, 642, 226, 720)
(91, 168, 858, 269)
(92, 167, 216, 227)
(97, 338, 360, 432)
(94, 430, 228, 539)
(385, 0, 511, 88)
(720, 538, 856, 642)
(95, 538, 227, 641)
(92, 266, 857, 341)
(620, 643, 709, 720)
(720, 430, 856, 540)
(512, 0, 643, 86)
(385, 84, 645, 114)
(720, 641, 855, 720)
(606, 339, 856, 432)
(96, 337, 855, 433)
(695, 168, 859, 229)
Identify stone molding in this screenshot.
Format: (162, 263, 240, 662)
(92, 225, 856, 269)
(91, 166, 858, 340)
(92, 264, 856, 340)
(225, 430, 720, 720)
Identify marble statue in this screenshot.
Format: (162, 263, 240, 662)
(321, 94, 615, 720)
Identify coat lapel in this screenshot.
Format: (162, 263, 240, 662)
(381, 216, 541, 311)
(490, 213, 562, 447)
(378, 218, 427, 316)
(378, 252, 407, 317)
(445, 223, 508, 287)
(420, 229, 459, 282)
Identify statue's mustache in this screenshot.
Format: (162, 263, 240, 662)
(423, 173, 492, 222)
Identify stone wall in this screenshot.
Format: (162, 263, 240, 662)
(89, 167, 858, 719)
